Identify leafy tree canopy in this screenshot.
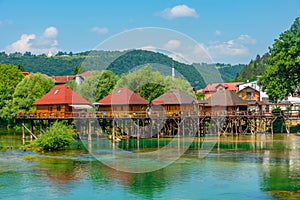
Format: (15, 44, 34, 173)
(13, 73, 55, 113)
(76, 70, 119, 103)
(258, 17, 300, 102)
(72, 64, 85, 75)
(0, 63, 24, 124)
(116, 65, 194, 101)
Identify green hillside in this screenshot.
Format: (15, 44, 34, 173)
(235, 53, 269, 81)
(0, 50, 244, 89)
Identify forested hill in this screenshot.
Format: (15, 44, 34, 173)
(0, 50, 244, 89)
(235, 53, 270, 81)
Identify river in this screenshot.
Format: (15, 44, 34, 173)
(0, 130, 300, 199)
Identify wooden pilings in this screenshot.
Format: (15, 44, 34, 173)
(18, 113, 300, 144)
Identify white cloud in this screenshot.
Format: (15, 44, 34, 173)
(206, 34, 256, 63)
(164, 39, 181, 50)
(237, 34, 256, 44)
(6, 34, 36, 53)
(160, 4, 199, 19)
(43, 26, 58, 38)
(90, 27, 109, 35)
(5, 26, 59, 54)
(215, 30, 221, 36)
(0, 19, 13, 28)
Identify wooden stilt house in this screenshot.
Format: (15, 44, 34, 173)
(33, 85, 91, 118)
(151, 89, 198, 116)
(204, 90, 247, 116)
(96, 88, 149, 117)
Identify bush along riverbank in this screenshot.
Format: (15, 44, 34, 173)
(21, 121, 78, 152)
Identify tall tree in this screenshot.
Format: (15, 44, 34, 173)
(258, 18, 300, 102)
(77, 70, 119, 103)
(0, 64, 24, 124)
(116, 65, 194, 101)
(12, 73, 55, 113)
(72, 64, 85, 75)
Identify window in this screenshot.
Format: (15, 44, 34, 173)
(246, 92, 251, 99)
(57, 105, 61, 111)
(49, 106, 53, 112)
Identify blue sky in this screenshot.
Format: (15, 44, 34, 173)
(0, 0, 299, 64)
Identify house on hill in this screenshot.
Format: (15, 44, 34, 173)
(237, 86, 260, 101)
(238, 80, 268, 101)
(151, 89, 198, 116)
(201, 82, 244, 100)
(33, 85, 91, 117)
(48, 71, 93, 85)
(204, 90, 247, 115)
(95, 88, 149, 117)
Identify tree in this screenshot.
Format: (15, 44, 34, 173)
(0, 64, 24, 124)
(12, 73, 55, 113)
(77, 70, 119, 103)
(258, 18, 300, 102)
(116, 65, 194, 101)
(72, 64, 85, 75)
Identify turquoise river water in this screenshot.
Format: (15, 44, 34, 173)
(0, 131, 300, 200)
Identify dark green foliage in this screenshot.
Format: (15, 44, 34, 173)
(77, 70, 119, 102)
(137, 83, 167, 102)
(72, 65, 85, 75)
(107, 50, 206, 89)
(12, 73, 55, 112)
(0, 50, 243, 90)
(116, 65, 195, 100)
(33, 121, 77, 151)
(236, 53, 270, 82)
(259, 17, 300, 102)
(193, 63, 244, 84)
(0, 64, 24, 125)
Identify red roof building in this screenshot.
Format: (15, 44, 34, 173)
(97, 88, 149, 117)
(51, 75, 75, 85)
(33, 85, 91, 117)
(201, 82, 244, 100)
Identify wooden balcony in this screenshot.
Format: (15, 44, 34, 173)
(16, 109, 300, 120)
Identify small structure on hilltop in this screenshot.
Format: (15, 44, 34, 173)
(201, 82, 244, 100)
(95, 88, 149, 117)
(33, 85, 91, 117)
(204, 90, 247, 115)
(151, 89, 198, 116)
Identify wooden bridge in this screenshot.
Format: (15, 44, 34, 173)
(17, 110, 300, 143)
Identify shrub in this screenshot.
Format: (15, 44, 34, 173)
(33, 121, 77, 151)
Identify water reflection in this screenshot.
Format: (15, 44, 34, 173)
(0, 133, 300, 199)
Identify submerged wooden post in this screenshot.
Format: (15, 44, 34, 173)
(39, 120, 43, 135)
(88, 119, 92, 141)
(22, 121, 25, 144)
(30, 120, 34, 140)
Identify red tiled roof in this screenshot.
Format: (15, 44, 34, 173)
(21, 72, 30, 76)
(98, 88, 149, 105)
(51, 75, 75, 84)
(33, 85, 90, 105)
(202, 82, 244, 93)
(79, 71, 93, 79)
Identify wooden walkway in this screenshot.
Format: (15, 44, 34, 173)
(17, 110, 300, 142)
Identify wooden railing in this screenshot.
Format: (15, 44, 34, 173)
(16, 110, 300, 120)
